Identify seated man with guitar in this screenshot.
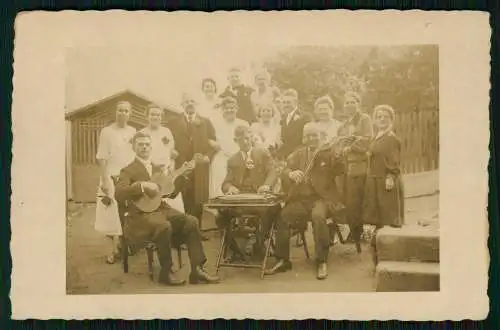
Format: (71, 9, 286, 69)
(216, 125, 279, 259)
(115, 131, 220, 286)
(264, 123, 345, 280)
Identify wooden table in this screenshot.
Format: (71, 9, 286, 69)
(206, 196, 282, 279)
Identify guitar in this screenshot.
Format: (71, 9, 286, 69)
(133, 160, 196, 213)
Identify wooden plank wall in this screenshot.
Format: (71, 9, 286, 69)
(393, 107, 439, 174)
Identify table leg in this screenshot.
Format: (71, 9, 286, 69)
(215, 229, 227, 275)
(260, 222, 276, 279)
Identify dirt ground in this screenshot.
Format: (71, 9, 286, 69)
(66, 193, 438, 295)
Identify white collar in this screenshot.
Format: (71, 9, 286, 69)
(241, 148, 253, 157)
(184, 113, 196, 121)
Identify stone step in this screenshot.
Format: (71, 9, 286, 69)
(375, 261, 440, 292)
(376, 225, 439, 263)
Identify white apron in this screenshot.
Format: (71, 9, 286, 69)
(94, 177, 123, 236)
(209, 118, 249, 198)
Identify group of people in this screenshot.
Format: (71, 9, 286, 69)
(93, 66, 405, 286)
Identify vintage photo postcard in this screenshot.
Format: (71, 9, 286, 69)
(11, 10, 490, 320)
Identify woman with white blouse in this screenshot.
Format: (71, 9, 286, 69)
(250, 102, 282, 153)
(95, 101, 136, 264)
(198, 77, 221, 122)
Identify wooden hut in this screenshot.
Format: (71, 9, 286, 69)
(65, 89, 180, 202)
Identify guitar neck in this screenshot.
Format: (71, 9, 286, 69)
(170, 158, 196, 178)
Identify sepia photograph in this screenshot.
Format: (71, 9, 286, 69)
(65, 43, 440, 294)
(11, 10, 489, 319)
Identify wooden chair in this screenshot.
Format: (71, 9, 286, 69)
(119, 201, 183, 281)
(290, 219, 349, 257)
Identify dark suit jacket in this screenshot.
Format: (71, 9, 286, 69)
(281, 145, 345, 202)
(114, 158, 165, 246)
(221, 147, 278, 194)
(168, 114, 216, 203)
(220, 85, 256, 123)
(279, 109, 313, 159)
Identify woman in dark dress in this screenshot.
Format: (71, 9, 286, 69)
(363, 105, 405, 266)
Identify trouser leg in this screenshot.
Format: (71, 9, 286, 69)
(345, 175, 366, 241)
(149, 212, 174, 271)
(166, 207, 207, 268)
(311, 199, 331, 263)
(277, 201, 308, 260)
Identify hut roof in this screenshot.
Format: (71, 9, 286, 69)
(65, 89, 181, 120)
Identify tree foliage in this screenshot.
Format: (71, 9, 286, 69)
(265, 45, 438, 116)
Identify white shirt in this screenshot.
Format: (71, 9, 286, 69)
(240, 148, 253, 162)
(140, 126, 175, 169)
(96, 123, 136, 177)
(184, 113, 196, 123)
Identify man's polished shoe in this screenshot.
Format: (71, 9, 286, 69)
(316, 262, 328, 280)
(158, 269, 187, 286)
(189, 266, 220, 284)
(264, 259, 292, 275)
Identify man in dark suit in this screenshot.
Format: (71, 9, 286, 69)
(219, 67, 256, 124)
(265, 123, 345, 280)
(114, 131, 220, 285)
(278, 89, 313, 159)
(216, 125, 279, 259)
(168, 93, 218, 240)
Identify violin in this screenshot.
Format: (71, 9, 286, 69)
(283, 140, 338, 203)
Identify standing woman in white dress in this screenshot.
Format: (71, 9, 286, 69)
(209, 96, 249, 198)
(95, 101, 136, 264)
(250, 102, 282, 153)
(198, 77, 221, 122)
(140, 103, 185, 212)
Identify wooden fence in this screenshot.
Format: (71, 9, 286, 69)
(393, 107, 439, 174)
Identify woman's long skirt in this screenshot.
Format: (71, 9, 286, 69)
(209, 151, 230, 198)
(362, 176, 405, 227)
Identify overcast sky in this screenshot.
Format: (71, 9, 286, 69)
(65, 45, 282, 112)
